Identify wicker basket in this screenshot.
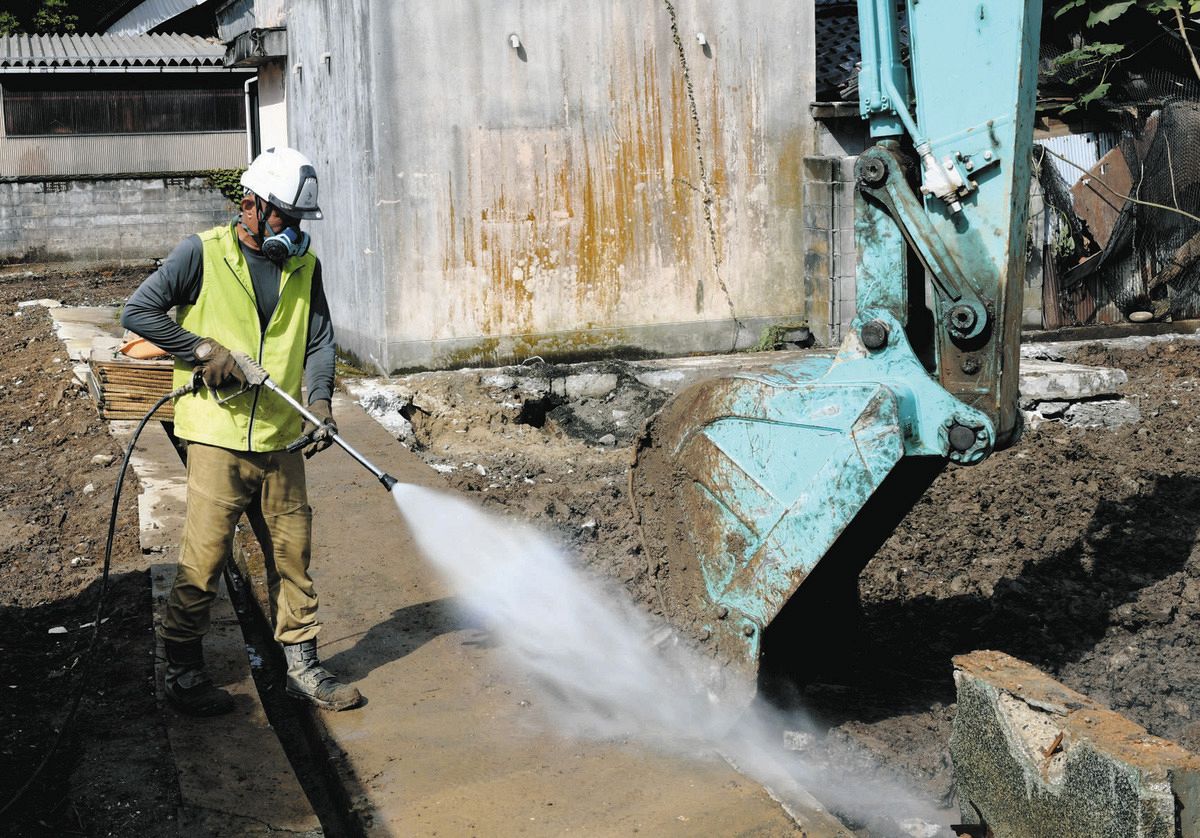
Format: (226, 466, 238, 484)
(88, 350, 176, 421)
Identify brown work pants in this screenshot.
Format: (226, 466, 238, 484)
(160, 443, 320, 646)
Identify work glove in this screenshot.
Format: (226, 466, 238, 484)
(304, 399, 337, 457)
(193, 338, 246, 390)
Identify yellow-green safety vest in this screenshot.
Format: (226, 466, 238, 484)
(171, 222, 316, 452)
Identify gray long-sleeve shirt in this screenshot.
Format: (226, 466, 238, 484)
(121, 234, 336, 405)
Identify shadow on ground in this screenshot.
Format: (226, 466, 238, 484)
(762, 473, 1200, 727)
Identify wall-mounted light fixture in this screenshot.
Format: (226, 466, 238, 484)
(696, 32, 708, 47)
(320, 52, 331, 68)
(509, 33, 522, 49)
(292, 62, 303, 79)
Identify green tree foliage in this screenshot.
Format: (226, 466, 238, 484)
(32, 0, 78, 33)
(0, 0, 84, 34)
(1048, 0, 1200, 111)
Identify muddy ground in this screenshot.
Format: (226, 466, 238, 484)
(355, 332, 1200, 817)
(0, 265, 177, 837)
(4, 261, 1200, 834)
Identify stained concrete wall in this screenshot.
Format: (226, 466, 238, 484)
(0, 177, 235, 264)
(258, 61, 289, 155)
(286, 0, 819, 371)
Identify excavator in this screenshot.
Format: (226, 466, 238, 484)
(629, 0, 1043, 706)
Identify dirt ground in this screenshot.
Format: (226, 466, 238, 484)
(357, 331, 1200, 818)
(0, 265, 177, 837)
(6, 261, 1200, 834)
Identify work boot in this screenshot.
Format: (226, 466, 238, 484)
(163, 638, 234, 716)
(283, 640, 363, 711)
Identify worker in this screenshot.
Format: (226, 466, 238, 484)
(120, 147, 362, 716)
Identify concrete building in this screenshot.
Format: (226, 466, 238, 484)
(0, 33, 252, 263)
(222, 2, 842, 373)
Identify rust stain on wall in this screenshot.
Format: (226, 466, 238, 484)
(435, 22, 804, 354)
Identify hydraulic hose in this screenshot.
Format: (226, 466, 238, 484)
(0, 373, 200, 819)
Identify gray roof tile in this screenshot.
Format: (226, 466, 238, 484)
(0, 33, 225, 69)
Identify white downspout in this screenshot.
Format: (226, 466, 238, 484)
(243, 75, 257, 164)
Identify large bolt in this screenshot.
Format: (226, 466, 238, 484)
(960, 355, 981, 375)
(947, 304, 978, 336)
(743, 623, 756, 637)
(948, 423, 977, 453)
(856, 156, 888, 187)
(861, 319, 890, 351)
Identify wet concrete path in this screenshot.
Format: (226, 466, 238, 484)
(303, 394, 838, 835)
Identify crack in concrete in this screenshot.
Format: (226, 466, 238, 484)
(188, 803, 321, 835)
(661, 0, 746, 350)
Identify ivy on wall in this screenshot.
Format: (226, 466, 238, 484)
(202, 168, 246, 207)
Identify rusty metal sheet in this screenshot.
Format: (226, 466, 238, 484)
(1071, 146, 1132, 250)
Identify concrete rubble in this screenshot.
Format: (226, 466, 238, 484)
(351, 343, 1150, 447)
(950, 650, 1200, 838)
(1020, 330, 1200, 429)
(1017, 356, 1138, 430)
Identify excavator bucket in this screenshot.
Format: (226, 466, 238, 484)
(630, 319, 991, 706)
(628, 0, 1041, 705)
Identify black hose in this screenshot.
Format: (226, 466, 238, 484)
(0, 375, 198, 818)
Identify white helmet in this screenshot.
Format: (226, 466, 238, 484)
(240, 146, 322, 220)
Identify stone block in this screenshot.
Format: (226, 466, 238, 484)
(1019, 359, 1127, 401)
(950, 650, 1200, 838)
(802, 156, 838, 181)
(44, 214, 84, 229)
(550, 372, 618, 400)
(90, 214, 129, 228)
(1065, 399, 1142, 429)
(801, 202, 832, 231)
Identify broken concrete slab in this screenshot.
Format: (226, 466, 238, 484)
(107, 420, 187, 555)
(550, 371, 619, 399)
(47, 304, 122, 359)
(1064, 398, 1143, 430)
(1021, 329, 1200, 359)
(950, 650, 1200, 838)
(1018, 358, 1127, 402)
(46, 304, 124, 385)
(17, 298, 62, 309)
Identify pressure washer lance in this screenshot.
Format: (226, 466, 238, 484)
(230, 351, 400, 491)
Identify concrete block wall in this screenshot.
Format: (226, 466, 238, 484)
(799, 155, 858, 344)
(0, 177, 236, 265)
(951, 650, 1200, 838)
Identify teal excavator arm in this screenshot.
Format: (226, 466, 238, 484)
(629, 0, 1043, 705)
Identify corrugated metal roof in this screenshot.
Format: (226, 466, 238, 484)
(0, 33, 226, 69)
